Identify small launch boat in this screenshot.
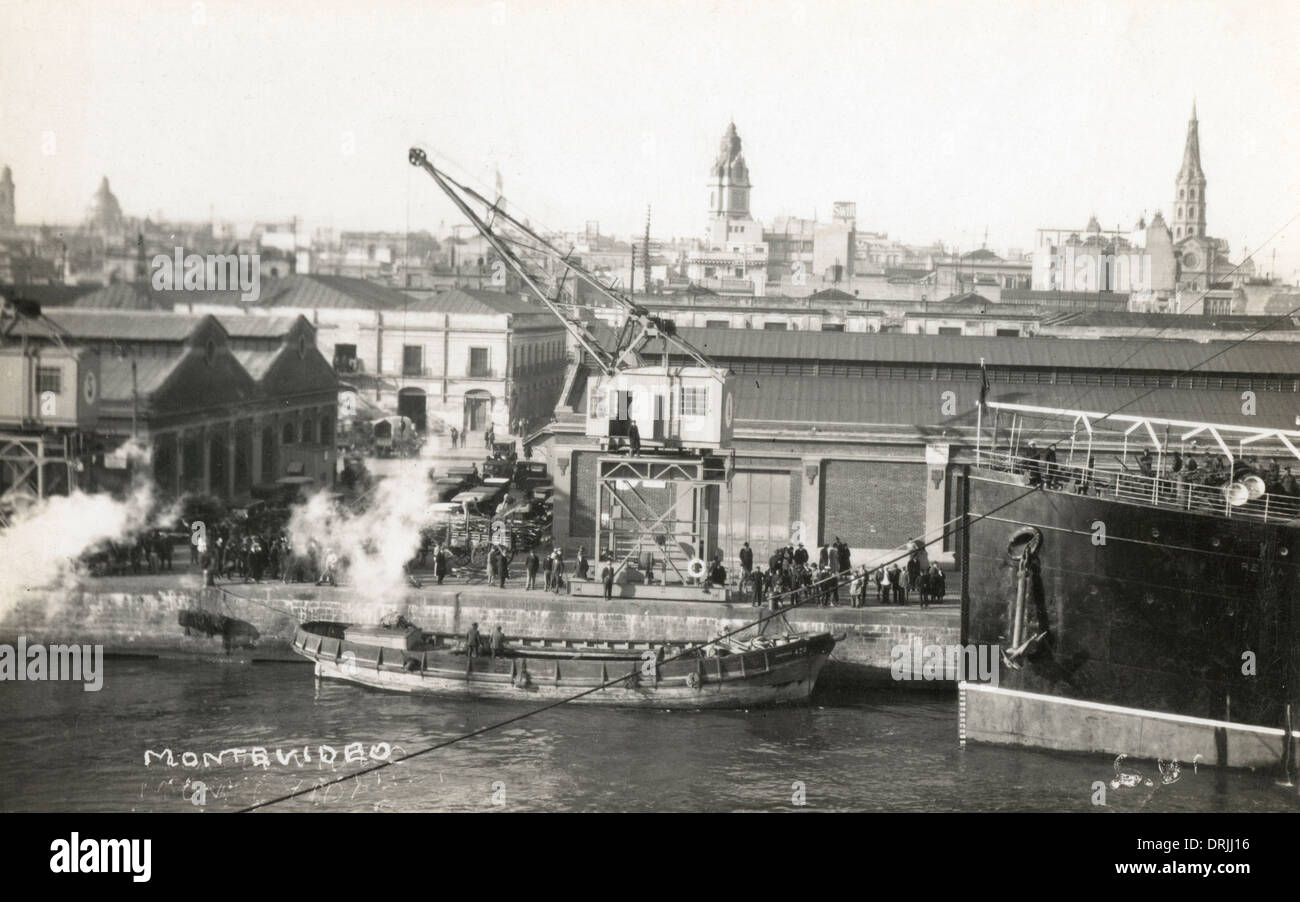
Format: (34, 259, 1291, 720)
(292, 619, 835, 708)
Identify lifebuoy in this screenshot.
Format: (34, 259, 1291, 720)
(687, 558, 707, 580)
(685, 671, 701, 689)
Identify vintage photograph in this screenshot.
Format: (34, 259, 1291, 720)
(1, 0, 1297, 849)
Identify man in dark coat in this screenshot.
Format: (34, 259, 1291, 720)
(794, 543, 809, 568)
(739, 542, 753, 576)
(465, 622, 481, 658)
(551, 550, 566, 593)
(525, 549, 540, 590)
(497, 544, 510, 589)
(888, 562, 904, 605)
(433, 543, 449, 585)
(601, 561, 615, 600)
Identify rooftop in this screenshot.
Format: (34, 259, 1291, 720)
(638, 326, 1300, 375)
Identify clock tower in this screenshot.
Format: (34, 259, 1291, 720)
(1171, 102, 1206, 242)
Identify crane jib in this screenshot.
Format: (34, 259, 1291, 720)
(407, 146, 726, 387)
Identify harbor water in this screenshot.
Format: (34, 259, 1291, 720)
(1, 658, 1296, 813)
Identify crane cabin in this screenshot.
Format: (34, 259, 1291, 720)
(585, 365, 736, 452)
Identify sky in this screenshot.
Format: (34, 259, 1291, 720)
(3, 0, 1299, 278)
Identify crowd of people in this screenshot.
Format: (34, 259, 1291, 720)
(727, 538, 948, 610)
(1011, 439, 1300, 502)
(82, 529, 176, 576)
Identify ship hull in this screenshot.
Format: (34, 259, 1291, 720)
(962, 473, 1300, 768)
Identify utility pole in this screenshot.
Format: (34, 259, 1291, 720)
(131, 359, 138, 439)
(644, 205, 652, 295)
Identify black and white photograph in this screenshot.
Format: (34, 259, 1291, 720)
(1, 0, 1297, 881)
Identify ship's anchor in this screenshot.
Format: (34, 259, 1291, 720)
(1002, 526, 1047, 671)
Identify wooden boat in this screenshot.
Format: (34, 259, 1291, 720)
(292, 620, 836, 708)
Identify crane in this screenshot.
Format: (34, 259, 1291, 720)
(408, 146, 722, 381)
(409, 146, 736, 585)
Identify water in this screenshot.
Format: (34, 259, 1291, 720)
(1, 658, 1295, 813)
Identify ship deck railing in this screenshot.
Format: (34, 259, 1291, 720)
(974, 450, 1300, 526)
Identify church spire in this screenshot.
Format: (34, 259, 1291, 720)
(1171, 103, 1207, 242)
(1179, 103, 1204, 181)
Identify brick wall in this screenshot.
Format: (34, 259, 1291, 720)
(821, 460, 925, 547)
(569, 449, 598, 540)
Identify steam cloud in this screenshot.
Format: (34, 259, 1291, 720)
(286, 466, 434, 605)
(0, 438, 173, 617)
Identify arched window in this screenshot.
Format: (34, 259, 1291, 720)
(320, 416, 333, 445)
(1188, 205, 1196, 218)
(1177, 207, 1183, 218)
(302, 417, 315, 444)
(1190, 188, 1197, 200)
(1175, 227, 1182, 238)
(282, 422, 296, 445)
(1188, 227, 1196, 236)
(1179, 189, 1185, 199)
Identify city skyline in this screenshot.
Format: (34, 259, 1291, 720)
(3, 0, 1298, 277)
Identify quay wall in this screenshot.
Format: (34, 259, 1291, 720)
(0, 580, 961, 689)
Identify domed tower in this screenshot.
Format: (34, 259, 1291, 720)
(708, 121, 751, 220)
(1171, 103, 1206, 242)
(85, 176, 125, 235)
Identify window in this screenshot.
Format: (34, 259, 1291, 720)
(282, 422, 296, 445)
(320, 416, 333, 445)
(821, 323, 845, 332)
(402, 345, 423, 376)
(333, 343, 358, 373)
(705, 319, 730, 329)
(1179, 189, 1185, 199)
(469, 347, 491, 377)
(937, 326, 962, 335)
(762, 322, 788, 331)
(36, 366, 61, 395)
(1191, 188, 1197, 199)
(995, 328, 1020, 337)
(680, 386, 708, 417)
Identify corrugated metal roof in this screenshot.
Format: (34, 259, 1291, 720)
(644, 327, 1300, 375)
(733, 374, 1300, 432)
(33, 309, 207, 342)
(398, 288, 540, 316)
(98, 355, 185, 401)
(1052, 311, 1300, 331)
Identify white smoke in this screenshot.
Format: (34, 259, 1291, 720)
(286, 467, 433, 604)
(0, 438, 172, 616)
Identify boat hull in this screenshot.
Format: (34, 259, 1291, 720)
(293, 623, 834, 709)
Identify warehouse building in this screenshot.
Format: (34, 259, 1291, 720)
(535, 327, 1300, 574)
